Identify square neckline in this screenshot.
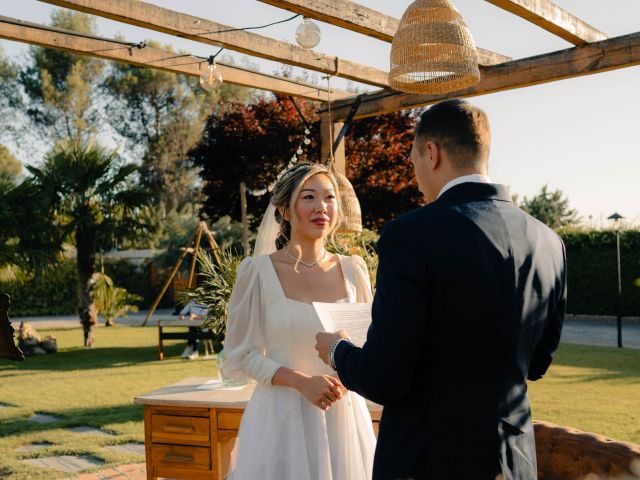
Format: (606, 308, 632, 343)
(266, 254, 351, 306)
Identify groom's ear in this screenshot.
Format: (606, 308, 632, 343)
(425, 141, 440, 171)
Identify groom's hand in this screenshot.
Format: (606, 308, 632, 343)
(315, 331, 349, 365)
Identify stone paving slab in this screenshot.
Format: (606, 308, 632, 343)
(29, 413, 60, 424)
(22, 455, 103, 473)
(57, 462, 146, 480)
(102, 443, 145, 456)
(15, 441, 54, 452)
(68, 426, 115, 437)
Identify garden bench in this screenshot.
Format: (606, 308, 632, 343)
(156, 319, 216, 360)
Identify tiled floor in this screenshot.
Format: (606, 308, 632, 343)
(58, 462, 147, 480)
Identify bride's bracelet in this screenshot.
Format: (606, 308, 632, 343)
(328, 338, 349, 371)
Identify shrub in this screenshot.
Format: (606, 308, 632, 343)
(0, 260, 77, 316)
(560, 229, 640, 316)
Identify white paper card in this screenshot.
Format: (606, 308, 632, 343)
(312, 302, 372, 347)
(196, 379, 245, 391)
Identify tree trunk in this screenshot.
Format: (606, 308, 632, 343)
(76, 223, 97, 347)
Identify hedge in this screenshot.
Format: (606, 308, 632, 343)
(3, 230, 639, 317)
(0, 261, 77, 316)
(561, 230, 640, 316)
(0, 259, 156, 317)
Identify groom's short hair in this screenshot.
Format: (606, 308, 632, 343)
(415, 99, 491, 169)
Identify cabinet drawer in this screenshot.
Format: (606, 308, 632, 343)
(152, 414, 210, 444)
(152, 444, 211, 471)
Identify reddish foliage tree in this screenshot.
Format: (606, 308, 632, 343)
(191, 95, 423, 231)
(190, 94, 319, 225)
(346, 111, 423, 231)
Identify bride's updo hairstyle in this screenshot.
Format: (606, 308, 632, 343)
(270, 162, 342, 250)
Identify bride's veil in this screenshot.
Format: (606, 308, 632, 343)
(253, 202, 279, 257)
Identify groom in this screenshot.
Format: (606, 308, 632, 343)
(316, 99, 567, 480)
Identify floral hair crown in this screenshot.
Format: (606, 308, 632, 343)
(278, 162, 321, 184)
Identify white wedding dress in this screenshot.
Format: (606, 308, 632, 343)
(222, 253, 376, 480)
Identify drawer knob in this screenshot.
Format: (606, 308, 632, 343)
(164, 453, 193, 463)
(165, 424, 194, 434)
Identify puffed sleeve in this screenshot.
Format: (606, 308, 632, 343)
(350, 255, 374, 303)
(221, 257, 282, 385)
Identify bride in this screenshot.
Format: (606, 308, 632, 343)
(221, 162, 376, 480)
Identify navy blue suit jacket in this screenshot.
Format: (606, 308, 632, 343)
(335, 182, 567, 480)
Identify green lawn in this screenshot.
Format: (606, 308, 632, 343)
(0, 326, 216, 480)
(0, 327, 639, 480)
(529, 343, 640, 443)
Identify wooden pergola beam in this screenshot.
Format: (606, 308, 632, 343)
(258, 0, 512, 66)
(327, 31, 640, 121)
(38, 0, 390, 88)
(485, 0, 607, 46)
(0, 16, 353, 102)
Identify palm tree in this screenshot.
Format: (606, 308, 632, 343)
(27, 139, 155, 346)
(0, 173, 61, 282)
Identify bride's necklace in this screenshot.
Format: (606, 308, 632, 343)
(283, 245, 326, 268)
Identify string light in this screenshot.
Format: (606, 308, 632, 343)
(199, 53, 224, 91)
(245, 127, 313, 197)
(295, 17, 321, 49)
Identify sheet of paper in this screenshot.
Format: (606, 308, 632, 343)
(312, 302, 372, 348)
(196, 379, 246, 391)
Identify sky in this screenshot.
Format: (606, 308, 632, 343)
(1, 0, 639, 225)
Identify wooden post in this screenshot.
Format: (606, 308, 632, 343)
(240, 183, 250, 257)
(142, 247, 191, 327)
(187, 223, 204, 289)
(142, 227, 198, 327)
(143, 406, 153, 480)
(320, 112, 346, 175)
(203, 227, 222, 266)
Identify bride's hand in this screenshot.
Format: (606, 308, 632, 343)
(297, 375, 344, 410)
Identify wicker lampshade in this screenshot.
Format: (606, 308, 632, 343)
(333, 171, 362, 234)
(390, 0, 480, 94)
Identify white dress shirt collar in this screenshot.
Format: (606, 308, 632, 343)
(437, 174, 492, 199)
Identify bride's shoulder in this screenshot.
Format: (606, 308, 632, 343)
(337, 253, 367, 269)
(237, 255, 264, 275)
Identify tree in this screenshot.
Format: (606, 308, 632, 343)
(18, 11, 103, 143)
(0, 47, 22, 142)
(192, 95, 423, 230)
(191, 94, 319, 224)
(347, 111, 423, 230)
(103, 48, 251, 213)
(0, 173, 61, 282)
(26, 139, 155, 346)
(0, 146, 22, 178)
(520, 184, 579, 229)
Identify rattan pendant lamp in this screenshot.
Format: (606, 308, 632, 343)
(334, 169, 362, 234)
(390, 0, 480, 94)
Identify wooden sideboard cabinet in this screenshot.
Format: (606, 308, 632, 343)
(135, 377, 382, 480)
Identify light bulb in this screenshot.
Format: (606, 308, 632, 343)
(200, 60, 223, 91)
(295, 17, 321, 49)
